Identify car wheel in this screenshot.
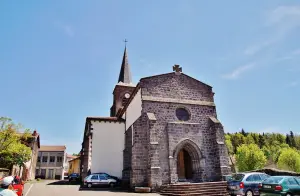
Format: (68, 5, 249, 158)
(109, 182, 115, 188)
(286, 193, 293, 196)
(246, 190, 253, 196)
(87, 183, 92, 188)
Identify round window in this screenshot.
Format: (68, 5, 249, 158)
(176, 108, 190, 121)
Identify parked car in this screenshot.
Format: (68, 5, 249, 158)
(92, 172, 121, 184)
(227, 172, 270, 196)
(83, 174, 117, 188)
(68, 173, 80, 182)
(259, 176, 300, 196)
(222, 174, 233, 182)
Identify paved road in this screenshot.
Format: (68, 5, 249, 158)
(24, 180, 159, 196)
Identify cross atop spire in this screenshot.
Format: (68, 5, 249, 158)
(118, 42, 132, 84)
(124, 39, 128, 47)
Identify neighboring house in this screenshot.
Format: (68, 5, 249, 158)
(10, 130, 40, 181)
(64, 154, 78, 177)
(68, 157, 80, 175)
(80, 47, 231, 189)
(36, 145, 66, 180)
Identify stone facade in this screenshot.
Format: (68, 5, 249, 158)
(122, 72, 231, 189)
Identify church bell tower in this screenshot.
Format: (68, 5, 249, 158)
(110, 46, 136, 117)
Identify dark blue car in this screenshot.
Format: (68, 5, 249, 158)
(227, 172, 270, 196)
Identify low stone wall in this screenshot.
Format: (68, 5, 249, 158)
(0, 168, 10, 178)
(252, 168, 300, 176)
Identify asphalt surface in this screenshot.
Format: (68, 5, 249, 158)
(23, 180, 159, 196)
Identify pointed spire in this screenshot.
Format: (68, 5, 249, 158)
(118, 44, 132, 84)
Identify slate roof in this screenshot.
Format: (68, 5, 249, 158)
(118, 47, 132, 84)
(86, 116, 125, 122)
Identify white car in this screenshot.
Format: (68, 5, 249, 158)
(83, 174, 117, 188)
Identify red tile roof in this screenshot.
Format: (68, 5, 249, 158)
(40, 145, 66, 152)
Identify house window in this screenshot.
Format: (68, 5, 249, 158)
(57, 157, 62, 162)
(42, 156, 48, 163)
(37, 156, 41, 162)
(176, 108, 190, 121)
(50, 156, 55, 162)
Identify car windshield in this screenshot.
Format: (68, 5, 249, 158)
(264, 177, 283, 184)
(230, 174, 245, 181)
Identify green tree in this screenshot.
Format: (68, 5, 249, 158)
(290, 131, 296, 148)
(236, 144, 267, 172)
(277, 148, 300, 172)
(225, 134, 234, 155)
(258, 134, 265, 148)
(241, 129, 247, 136)
(286, 134, 291, 146)
(231, 133, 245, 154)
(0, 117, 32, 169)
(245, 134, 255, 144)
(251, 133, 259, 146)
(294, 135, 300, 150)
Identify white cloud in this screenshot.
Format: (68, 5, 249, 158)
(244, 40, 274, 56)
(288, 81, 298, 87)
(292, 49, 300, 55)
(222, 63, 255, 80)
(276, 48, 300, 62)
(63, 25, 75, 37)
(244, 6, 300, 56)
(267, 6, 300, 25)
(53, 21, 75, 37)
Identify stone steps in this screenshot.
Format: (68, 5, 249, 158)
(160, 181, 229, 196)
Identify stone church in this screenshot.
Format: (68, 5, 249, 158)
(80, 47, 231, 189)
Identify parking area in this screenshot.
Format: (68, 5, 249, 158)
(24, 180, 160, 196)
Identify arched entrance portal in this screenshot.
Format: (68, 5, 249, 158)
(173, 139, 202, 182)
(177, 149, 193, 179)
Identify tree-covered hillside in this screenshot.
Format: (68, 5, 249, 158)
(226, 129, 300, 172)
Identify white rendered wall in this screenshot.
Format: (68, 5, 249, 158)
(91, 121, 125, 178)
(126, 89, 142, 128)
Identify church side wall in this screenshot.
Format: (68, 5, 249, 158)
(90, 121, 125, 178)
(122, 126, 132, 187)
(126, 89, 142, 128)
(130, 114, 149, 187)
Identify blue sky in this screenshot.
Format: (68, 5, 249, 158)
(1, 0, 300, 154)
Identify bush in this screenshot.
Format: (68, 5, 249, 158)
(277, 148, 300, 172)
(236, 144, 267, 172)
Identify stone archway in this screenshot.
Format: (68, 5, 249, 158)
(172, 139, 202, 182)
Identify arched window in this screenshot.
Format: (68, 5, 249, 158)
(176, 108, 190, 121)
